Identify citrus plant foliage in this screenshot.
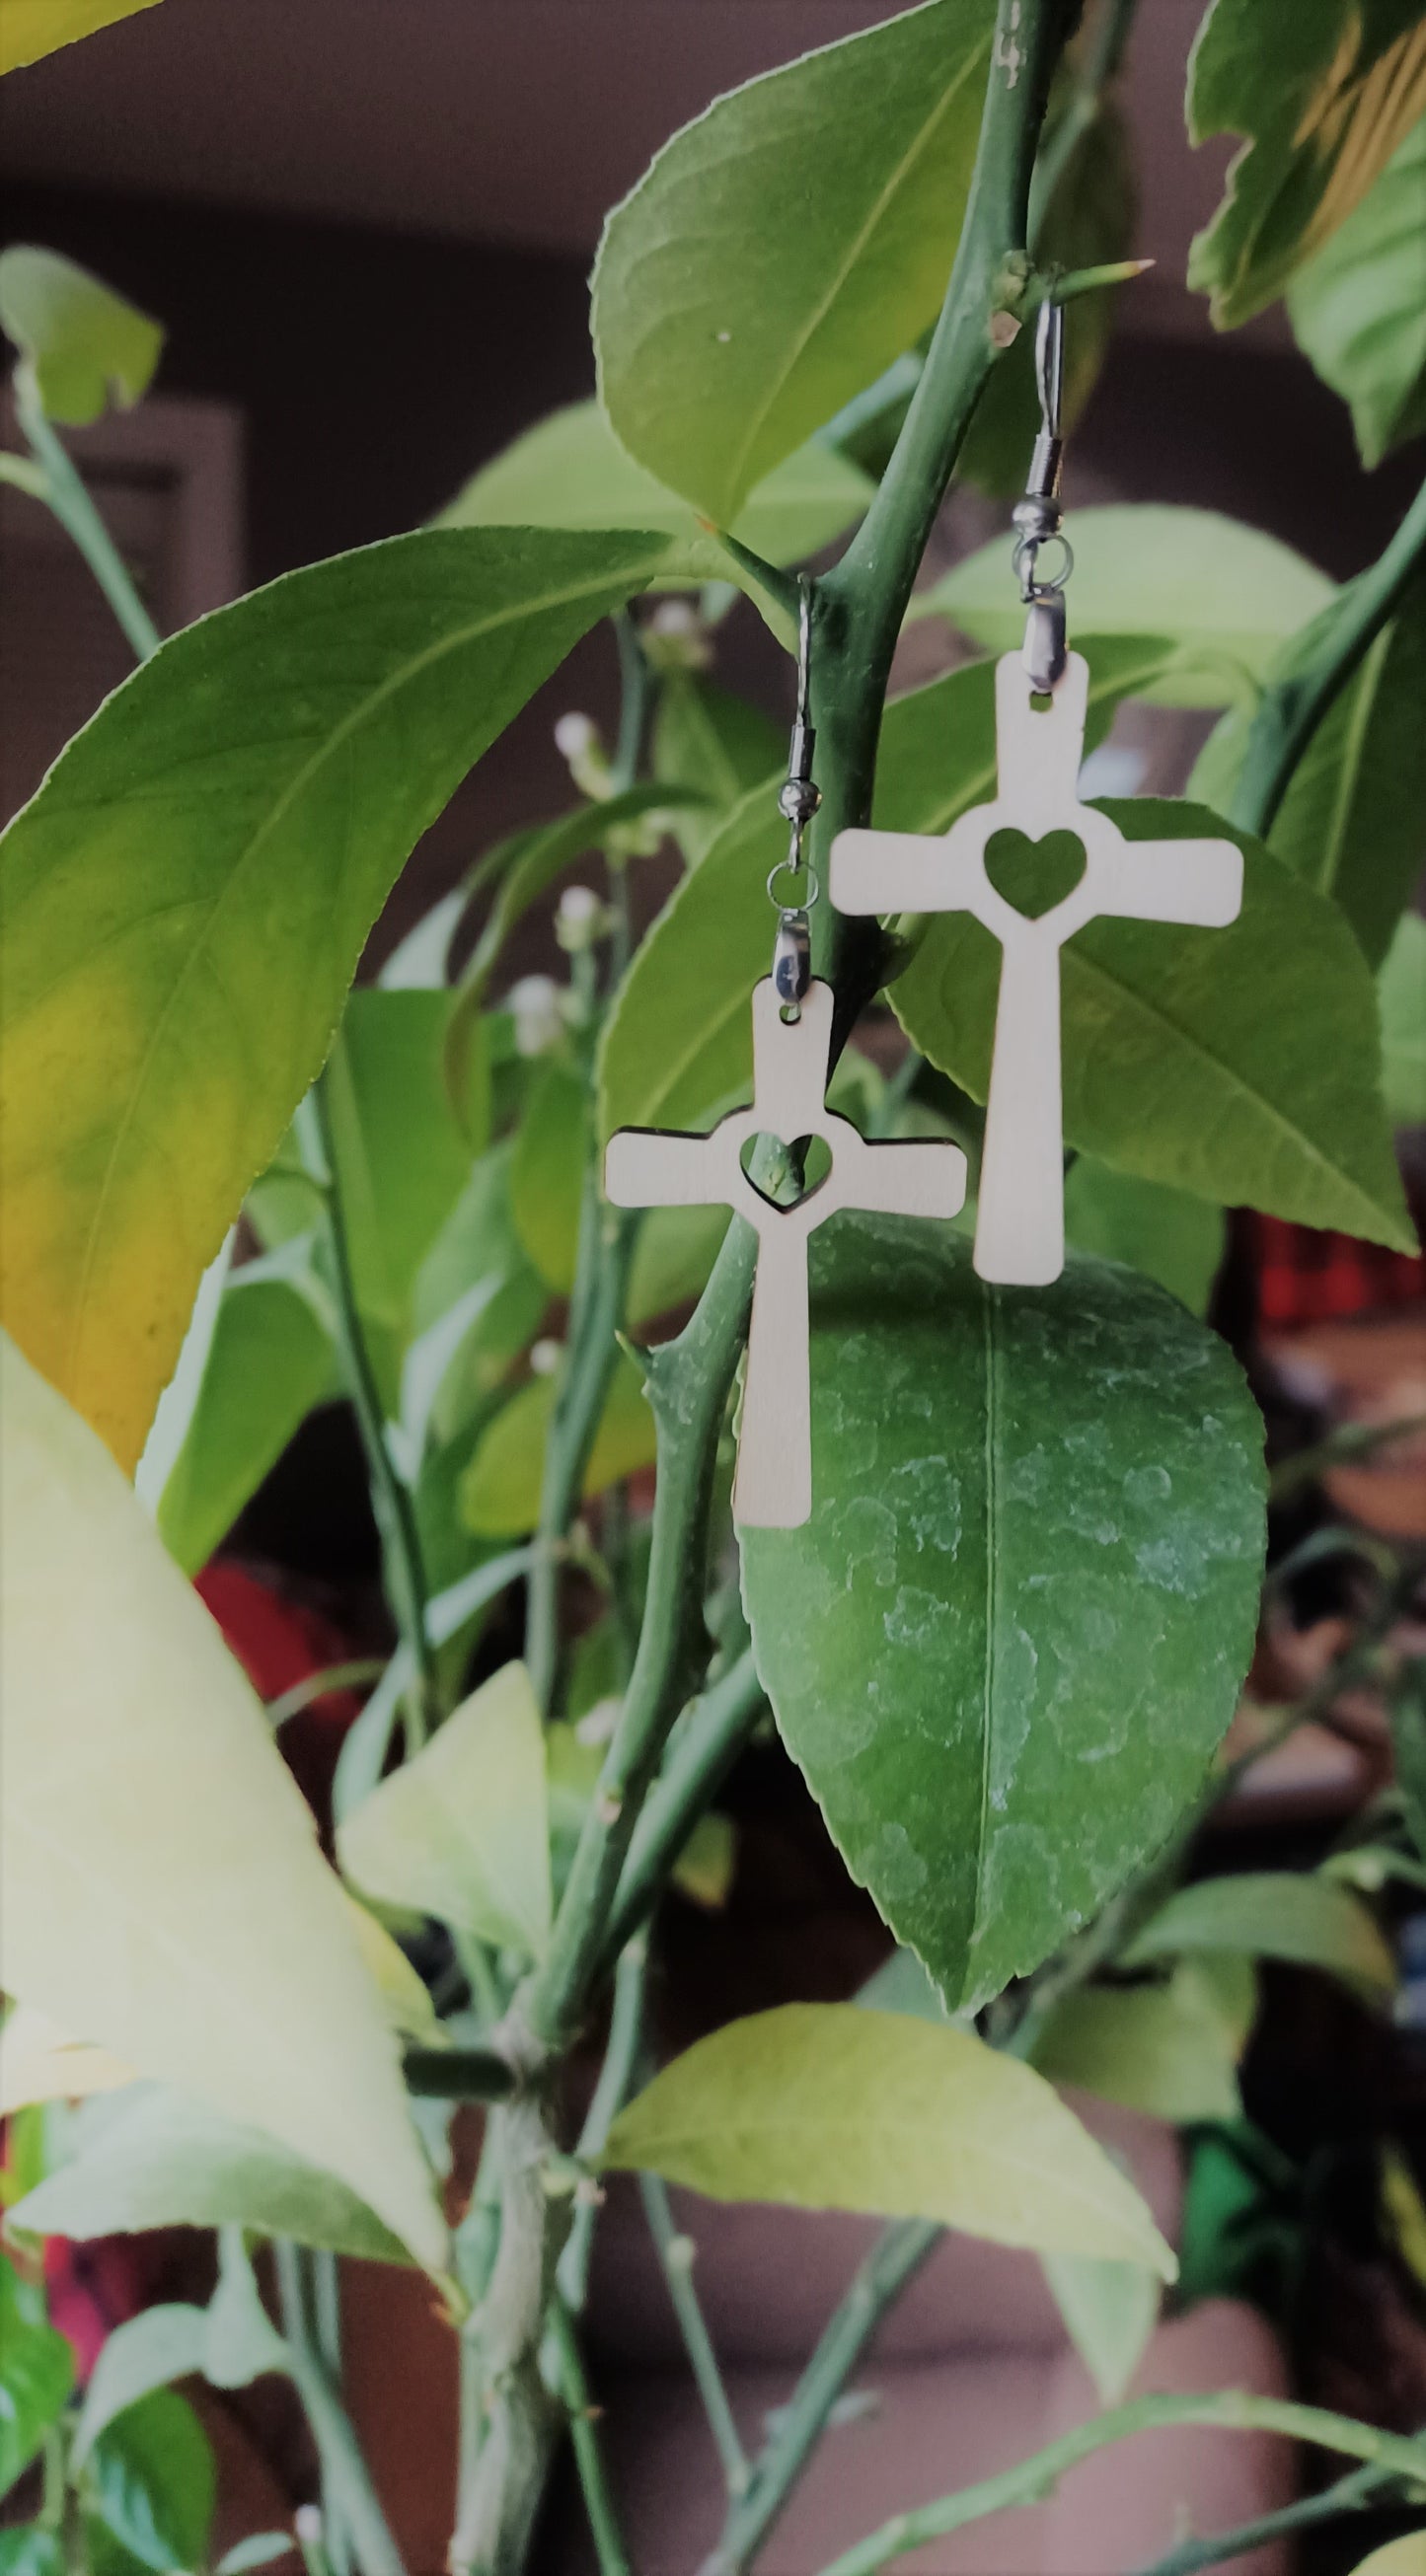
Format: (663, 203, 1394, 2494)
(1, 0, 1423, 2566)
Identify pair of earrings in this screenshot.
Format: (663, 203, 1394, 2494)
(606, 309, 1243, 1529)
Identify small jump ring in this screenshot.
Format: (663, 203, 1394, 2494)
(766, 856, 820, 910)
(1013, 531, 1074, 600)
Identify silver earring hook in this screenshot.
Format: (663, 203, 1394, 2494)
(770, 574, 821, 1015)
(1012, 296, 1073, 689)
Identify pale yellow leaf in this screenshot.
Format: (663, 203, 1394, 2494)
(0, 0, 161, 75)
(0, 2002, 134, 2111)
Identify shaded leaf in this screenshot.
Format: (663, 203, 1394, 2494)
(156, 1264, 336, 1576)
(652, 678, 784, 866)
(603, 2005, 1175, 2276)
(0, 524, 664, 1470)
(1288, 112, 1426, 465)
(510, 1061, 588, 1294)
(324, 990, 477, 1333)
(1029, 1970, 1242, 2122)
(0, 0, 160, 76)
(893, 799, 1414, 1251)
(73, 2310, 208, 2466)
(460, 1348, 655, 1538)
(920, 508, 1334, 705)
(1380, 917, 1426, 1126)
(11, 2086, 411, 2267)
(593, 0, 995, 523)
(1189, 582, 1426, 967)
(215, 2541, 294, 2575)
(1063, 1161, 1225, 1315)
(0, 247, 162, 423)
(0, 2253, 73, 2502)
(338, 1662, 552, 1959)
(84, 2390, 213, 2576)
(1187, 0, 1426, 327)
(1041, 2250, 1159, 2405)
(741, 1220, 1265, 2010)
(1123, 1871, 1396, 1998)
(0, 1335, 445, 2270)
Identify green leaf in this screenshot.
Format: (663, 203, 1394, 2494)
(1063, 1161, 1225, 1316)
(859, 1946, 958, 2025)
(73, 2309, 208, 2466)
(200, 2231, 287, 2390)
(592, 0, 996, 524)
(338, 1661, 552, 1959)
(0, 1334, 446, 2271)
(0, 0, 160, 75)
(509, 1063, 588, 1294)
(0, 248, 162, 425)
(602, 2005, 1175, 2276)
(0, 525, 665, 1472)
(324, 991, 477, 1334)
(651, 679, 784, 866)
(960, 96, 1136, 498)
(1380, 917, 1426, 1126)
(0, 2534, 63, 2576)
(1041, 2251, 1159, 2406)
(460, 1347, 655, 1538)
(11, 2085, 411, 2266)
(215, 2541, 294, 2575)
(0, 2252, 73, 2502)
(894, 799, 1415, 1251)
(1345, 2541, 1426, 2576)
(1189, 583, 1426, 967)
(1029, 1970, 1243, 2122)
(918, 508, 1335, 705)
(407, 1143, 549, 1452)
(156, 1264, 336, 1576)
(1123, 1870, 1396, 1999)
(1186, 0, 1426, 327)
(439, 399, 871, 581)
(626, 1204, 729, 1328)
(740, 1220, 1265, 2011)
(1288, 112, 1426, 466)
(84, 2391, 214, 2576)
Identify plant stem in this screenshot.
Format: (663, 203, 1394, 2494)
(274, 2242, 407, 2576)
(812, 2393, 1426, 2576)
(560, 1934, 650, 2312)
(524, 1188, 633, 1714)
(599, 1645, 765, 1970)
(705, 2219, 939, 2575)
(1134, 2458, 1395, 2576)
(13, 368, 162, 662)
(307, 1077, 436, 1727)
(546, 2300, 632, 2576)
(1232, 471, 1426, 841)
(403, 2044, 518, 2100)
(639, 2171, 750, 2498)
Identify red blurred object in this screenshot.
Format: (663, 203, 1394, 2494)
(1249, 1212, 1422, 1329)
(195, 1559, 365, 1828)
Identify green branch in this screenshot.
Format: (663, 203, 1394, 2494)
(546, 2300, 632, 2576)
(598, 1644, 765, 1970)
(1232, 471, 1426, 841)
(524, 1191, 634, 1713)
(1136, 2458, 1395, 2576)
(274, 2241, 408, 2576)
(813, 2393, 1426, 2576)
(14, 367, 162, 663)
(639, 2170, 751, 2499)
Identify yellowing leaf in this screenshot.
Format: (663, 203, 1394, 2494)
(1346, 2540, 1426, 2576)
(603, 2005, 1176, 2278)
(338, 1662, 552, 1960)
(0, 0, 160, 75)
(0, 1333, 446, 2271)
(0, 2002, 133, 2112)
(342, 1897, 444, 2046)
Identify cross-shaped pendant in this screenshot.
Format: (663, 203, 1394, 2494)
(604, 979, 967, 1527)
(830, 651, 1243, 1286)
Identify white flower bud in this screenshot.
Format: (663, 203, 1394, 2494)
(506, 972, 562, 1058)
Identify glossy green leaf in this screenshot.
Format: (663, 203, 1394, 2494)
(460, 1347, 655, 1538)
(156, 1264, 336, 1576)
(741, 1220, 1265, 2010)
(439, 399, 871, 580)
(0, 2253, 73, 2501)
(325, 990, 476, 1333)
(1380, 916, 1426, 1126)
(960, 96, 1136, 497)
(1187, 0, 1426, 327)
(597, 638, 1177, 1144)
(11, 2085, 411, 2265)
(338, 1661, 552, 1959)
(0, 525, 664, 1471)
(1063, 1162, 1225, 1315)
(0, 248, 162, 424)
(1189, 583, 1426, 967)
(1288, 112, 1426, 465)
(1030, 1969, 1243, 2122)
(919, 509, 1335, 705)
(652, 678, 784, 866)
(84, 2391, 214, 2576)
(0, 1334, 446, 2270)
(593, 0, 995, 523)
(894, 799, 1414, 1251)
(1123, 1870, 1396, 1998)
(73, 2309, 208, 2466)
(1041, 2252, 1159, 2406)
(603, 2005, 1175, 2275)
(510, 1062, 588, 1294)
(0, 0, 160, 74)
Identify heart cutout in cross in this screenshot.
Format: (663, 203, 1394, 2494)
(984, 827, 1088, 921)
(738, 1131, 833, 1215)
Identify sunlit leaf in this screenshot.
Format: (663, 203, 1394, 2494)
(0, 247, 162, 423)
(0, 2002, 133, 2113)
(603, 2005, 1175, 2276)
(0, 0, 160, 76)
(741, 1221, 1265, 2011)
(0, 1334, 445, 2270)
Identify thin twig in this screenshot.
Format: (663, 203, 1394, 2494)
(1133, 2457, 1395, 2576)
(639, 2171, 750, 2498)
(599, 1647, 765, 1972)
(546, 2299, 633, 2576)
(13, 368, 162, 661)
(274, 2242, 407, 2576)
